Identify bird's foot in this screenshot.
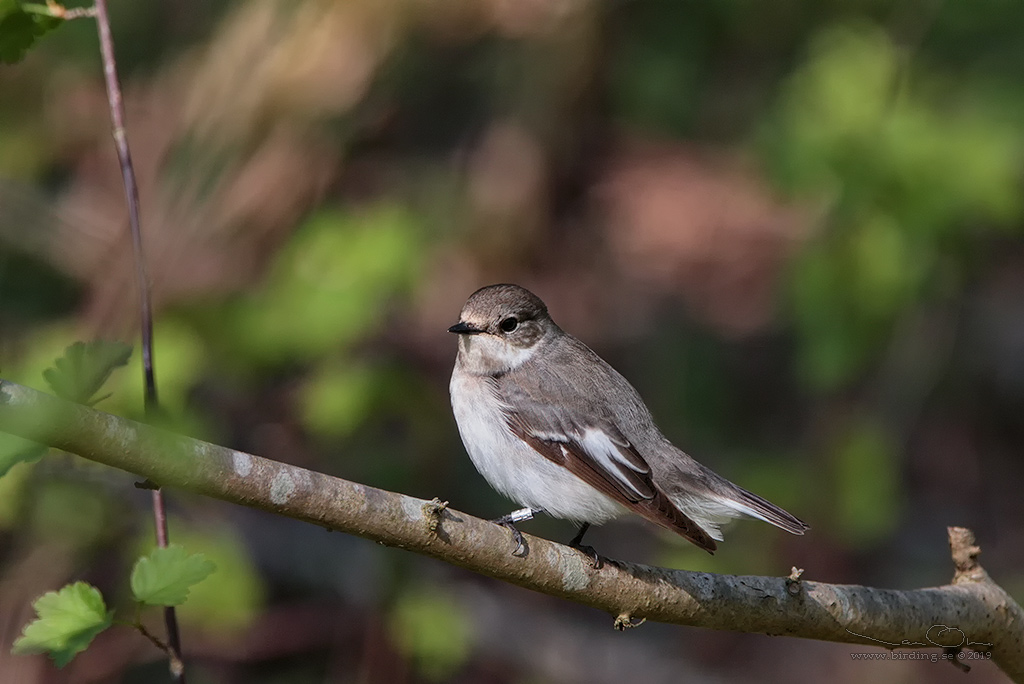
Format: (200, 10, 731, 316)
(568, 523, 603, 569)
(491, 508, 542, 556)
(570, 541, 602, 569)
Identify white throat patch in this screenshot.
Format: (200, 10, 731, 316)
(458, 333, 537, 375)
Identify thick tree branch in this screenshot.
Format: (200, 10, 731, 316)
(1, 379, 1021, 680)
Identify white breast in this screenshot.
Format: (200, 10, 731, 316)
(450, 369, 626, 524)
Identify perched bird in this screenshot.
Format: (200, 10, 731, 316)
(448, 284, 807, 559)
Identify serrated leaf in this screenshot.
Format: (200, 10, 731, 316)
(0, 438, 46, 479)
(131, 545, 216, 607)
(43, 341, 132, 405)
(0, 5, 62, 64)
(11, 582, 113, 667)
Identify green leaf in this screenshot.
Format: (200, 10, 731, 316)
(131, 545, 216, 607)
(161, 524, 265, 634)
(0, 431, 46, 479)
(12, 582, 113, 667)
(0, 3, 63, 65)
(43, 341, 132, 405)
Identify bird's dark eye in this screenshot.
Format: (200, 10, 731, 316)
(499, 316, 519, 333)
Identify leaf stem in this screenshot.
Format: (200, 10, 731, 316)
(20, 2, 97, 19)
(134, 619, 184, 677)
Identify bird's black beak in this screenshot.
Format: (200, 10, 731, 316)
(448, 321, 483, 335)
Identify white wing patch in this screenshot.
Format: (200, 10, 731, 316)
(578, 428, 650, 501)
(522, 424, 652, 502)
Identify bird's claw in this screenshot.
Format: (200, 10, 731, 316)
(567, 522, 602, 568)
(491, 517, 528, 556)
(491, 508, 542, 556)
(508, 526, 527, 556)
(571, 542, 602, 569)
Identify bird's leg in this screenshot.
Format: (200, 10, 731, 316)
(568, 523, 602, 568)
(490, 507, 543, 556)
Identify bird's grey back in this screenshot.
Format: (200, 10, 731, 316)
(501, 331, 671, 454)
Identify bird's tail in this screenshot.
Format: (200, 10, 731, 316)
(716, 484, 809, 535)
(667, 467, 809, 541)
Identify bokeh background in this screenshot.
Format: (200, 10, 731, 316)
(1, 0, 1022, 682)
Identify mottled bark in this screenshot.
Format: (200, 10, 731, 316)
(1, 379, 1021, 680)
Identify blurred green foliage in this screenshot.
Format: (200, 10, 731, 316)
(0, 430, 45, 478)
(0, 1, 62, 64)
(102, 319, 210, 432)
(299, 359, 380, 438)
(42, 340, 131, 405)
(220, 204, 429, 446)
(766, 24, 1024, 390)
(4, 323, 84, 393)
(28, 478, 112, 548)
(831, 417, 900, 546)
(0, 340, 129, 477)
(0, 458, 31, 524)
(389, 586, 472, 681)
(610, 0, 711, 135)
(230, 206, 424, 365)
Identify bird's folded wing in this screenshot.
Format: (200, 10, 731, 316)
(503, 407, 718, 553)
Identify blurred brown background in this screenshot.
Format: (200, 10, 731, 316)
(1, 0, 1022, 682)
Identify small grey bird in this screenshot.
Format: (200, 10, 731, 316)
(448, 284, 808, 557)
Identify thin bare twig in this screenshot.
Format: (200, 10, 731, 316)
(90, 1, 182, 680)
(136, 621, 185, 678)
(61, 7, 98, 19)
